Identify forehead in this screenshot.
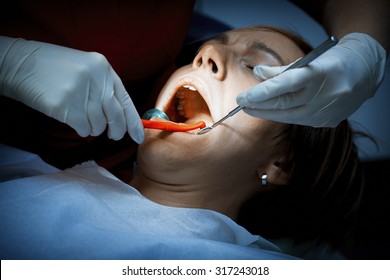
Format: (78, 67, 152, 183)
(223, 28, 305, 64)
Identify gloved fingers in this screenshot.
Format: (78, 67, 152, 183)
(81, 72, 109, 137)
(242, 106, 316, 127)
(242, 107, 300, 124)
(253, 58, 300, 80)
(248, 88, 314, 110)
(49, 95, 92, 137)
(102, 91, 127, 140)
(121, 95, 144, 144)
(237, 67, 312, 106)
(242, 105, 338, 128)
(253, 64, 288, 80)
(111, 70, 144, 144)
(87, 100, 107, 137)
(64, 111, 92, 137)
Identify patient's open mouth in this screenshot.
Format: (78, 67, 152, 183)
(165, 85, 211, 124)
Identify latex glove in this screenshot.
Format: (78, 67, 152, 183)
(236, 33, 386, 127)
(0, 36, 144, 143)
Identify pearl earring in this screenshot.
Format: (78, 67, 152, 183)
(261, 173, 268, 187)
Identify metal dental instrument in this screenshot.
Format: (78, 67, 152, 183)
(196, 36, 338, 135)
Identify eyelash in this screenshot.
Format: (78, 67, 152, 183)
(245, 63, 254, 70)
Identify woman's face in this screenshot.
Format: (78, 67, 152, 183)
(137, 28, 304, 188)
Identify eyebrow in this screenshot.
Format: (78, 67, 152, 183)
(210, 32, 284, 65)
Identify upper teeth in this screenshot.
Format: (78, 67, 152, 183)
(183, 85, 196, 91)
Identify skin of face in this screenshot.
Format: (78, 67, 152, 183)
(131, 27, 305, 219)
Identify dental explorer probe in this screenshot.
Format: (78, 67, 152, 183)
(196, 36, 338, 135)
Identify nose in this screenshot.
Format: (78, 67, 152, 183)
(192, 44, 227, 80)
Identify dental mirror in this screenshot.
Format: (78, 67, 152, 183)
(142, 108, 170, 120)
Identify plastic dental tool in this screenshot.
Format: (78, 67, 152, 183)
(142, 109, 206, 132)
(196, 36, 338, 135)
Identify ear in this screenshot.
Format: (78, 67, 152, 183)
(256, 160, 291, 187)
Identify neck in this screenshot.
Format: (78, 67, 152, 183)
(130, 170, 250, 221)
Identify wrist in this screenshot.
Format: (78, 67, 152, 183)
(339, 32, 386, 94)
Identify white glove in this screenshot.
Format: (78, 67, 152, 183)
(236, 33, 387, 127)
(0, 36, 144, 143)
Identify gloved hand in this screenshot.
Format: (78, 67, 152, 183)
(0, 36, 144, 143)
(236, 33, 387, 127)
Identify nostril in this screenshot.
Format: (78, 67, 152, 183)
(211, 61, 218, 73)
(196, 57, 202, 67)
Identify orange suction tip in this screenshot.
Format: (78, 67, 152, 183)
(142, 119, 206, 132)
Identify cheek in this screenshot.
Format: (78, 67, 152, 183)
(214, 117, 276, 167)
(227, 72, 260, 99)
(243, 119, 282, 156)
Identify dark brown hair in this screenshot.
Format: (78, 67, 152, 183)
(237, 26, 365, 255)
